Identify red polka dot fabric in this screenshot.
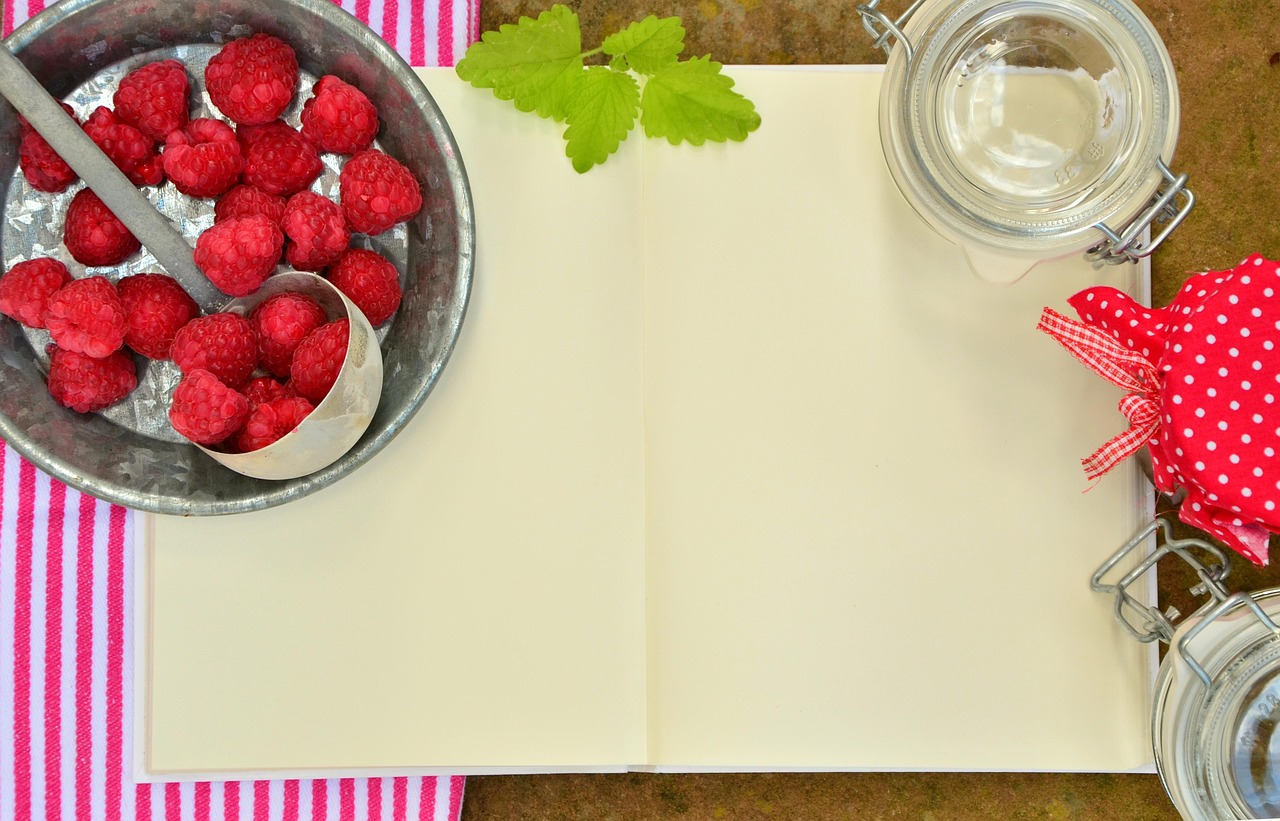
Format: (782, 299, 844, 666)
(1068, 253, 1280, 565)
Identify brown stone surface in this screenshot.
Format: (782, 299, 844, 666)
(463, 1, 1280, 817)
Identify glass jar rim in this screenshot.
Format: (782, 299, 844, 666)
(879, 0, 1181, 258)
(1154, 587, 1280, 820)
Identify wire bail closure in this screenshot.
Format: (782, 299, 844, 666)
(1091, 516, 1231, 645)
(855, 0, 926, 63)
(1094, 515, 1280, 689)
(1086, 158, 1196, 266)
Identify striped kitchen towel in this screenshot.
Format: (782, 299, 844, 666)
(0, 0, 478, 818)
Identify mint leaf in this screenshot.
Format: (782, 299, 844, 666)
(563, 67, 640, 173)
(602, 16, 685, 75)
(455, 4, 583, 121)
(640, 56, 761, 146)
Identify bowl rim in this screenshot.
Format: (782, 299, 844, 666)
(0, 0, 475, 516)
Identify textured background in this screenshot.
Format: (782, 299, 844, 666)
(463, 1, 1280, 817)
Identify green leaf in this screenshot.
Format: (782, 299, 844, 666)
(455, 4, 584, 121)
(602, 16, 685, 75)
(640, 56, 761, 146)
(562, 67, 640, 173)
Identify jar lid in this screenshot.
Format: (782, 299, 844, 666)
(1154, 589, 1280, 820)
(879, 0, 1180, 273)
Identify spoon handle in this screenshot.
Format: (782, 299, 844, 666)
(0, 45, 212, 297)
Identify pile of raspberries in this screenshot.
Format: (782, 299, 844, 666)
(0, 34, 421, 453)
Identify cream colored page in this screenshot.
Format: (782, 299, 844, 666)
(146, 70, 647, 773)
(642, 68, 1152, 770)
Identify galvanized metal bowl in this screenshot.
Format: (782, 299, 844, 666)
(0, 0, 474, 515)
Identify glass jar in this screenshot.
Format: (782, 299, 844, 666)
(857, 0, 1194, 283)
(1095, 519, 1280, 820)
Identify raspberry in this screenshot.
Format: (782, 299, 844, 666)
(235, 119, 298, 153)
(325, 248, 401, 326)
(242, 375, 296, 408)
(232, 396, 314, 452)
(162, 118, 244, 198)
(18, 103, 78, 192)
(205, 34, 298, 126)
(242, 127, 323, 197)
(168, 368, 250, 445)
(289, 318, 348, 402)
(82, 106, 164, 187)
(117, 274, 199, 359)
(194, 215, 284, 297)
(214, 184, 287, 228)
(112, 59, 190, 142)
(46, 345, 137, 414)
(0, 257, 72, 328)
(44, 276, 127, 358)
(281, 191, 349, 271)
(339, 149, 422, 235)
(63, 188, 141, 267)
(300, 75, 379, 155)
(170, 312, 259, 388)
(249, 291, 327, 378)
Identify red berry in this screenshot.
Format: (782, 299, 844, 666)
(290, 318, 348, 402)
(170, 312, 259, 388)
(82, 106, 164, 187)
(236, 119, 298, 153)
(63, 189, 141, 267)
(0, 257, 72, 328)
(46, 345, 137, 414)
(339, 149, 422, 235)
(117, 274, 200, 359)
(18, 103, 78, 192)
(233, 396, 314, 451)
(162, 118, 244, 198)
(44, 276, 127, 359)
(300, 75, 379, 155)
(214, 184, 287, 228)
(242, 127, 323, 197)
(325, 247, 401, 326)
(113, 59, 190, 142)
(242, 375, 296, 408)
(194, 215, 284, 297)
(282, 191, 349, 271)
(168, 368, 249, 445)
(250, 291, 328, 378)
(205, 34, 298, 126)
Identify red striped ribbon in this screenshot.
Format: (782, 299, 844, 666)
(1037, 307, 1163, 480)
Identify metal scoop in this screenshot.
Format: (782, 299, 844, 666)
(0, 43, 213, 299)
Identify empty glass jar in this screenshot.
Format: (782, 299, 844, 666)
(858, 0, 1194, 282)
(1095, 518, 1280, 820)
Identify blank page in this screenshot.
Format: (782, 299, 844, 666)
(144, 73, 648, 775)
(641, 68, 1153, 771)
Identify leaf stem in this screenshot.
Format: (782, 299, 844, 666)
(581, 46, 605, 58)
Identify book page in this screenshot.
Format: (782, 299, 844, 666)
(143, 71, 648, 776)
(641, 67, 1154, 771)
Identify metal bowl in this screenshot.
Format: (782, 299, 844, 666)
(0, 0, 474, 515)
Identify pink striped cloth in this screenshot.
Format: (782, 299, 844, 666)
(1, 1, 478, 819)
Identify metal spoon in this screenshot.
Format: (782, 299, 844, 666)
(0, 43, 215, 302)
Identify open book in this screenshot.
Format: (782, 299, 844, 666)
(138, 67, 1156, 780)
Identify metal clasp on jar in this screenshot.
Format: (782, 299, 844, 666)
(1086, 158, 1196, 267)
(855, 0, 926, 63)
(1092, 516, 1231, 644)
(1096, 512, 1280, 690)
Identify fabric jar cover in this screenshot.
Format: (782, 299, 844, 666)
(1039, 253, 1280, 565)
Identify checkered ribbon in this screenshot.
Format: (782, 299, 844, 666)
(1037, 307, 1162, 480)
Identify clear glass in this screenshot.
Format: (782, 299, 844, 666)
(1154, 589, 1280, 820)
(878, 0, 1180, 280)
